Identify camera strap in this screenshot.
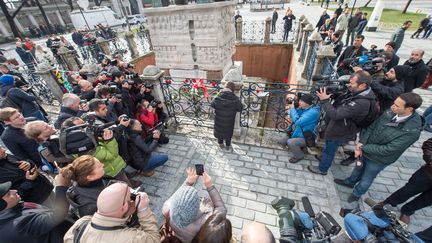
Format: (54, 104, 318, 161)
(73, 219, 128, 243)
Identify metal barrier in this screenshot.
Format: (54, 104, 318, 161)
(306, 43, 319, 84)
(242, 21, 266, 43)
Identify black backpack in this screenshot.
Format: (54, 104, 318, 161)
(59, 125, 98, 157)
(355, 98, 380, 129)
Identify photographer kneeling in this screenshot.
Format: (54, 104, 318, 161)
(126, 119, 168, 177)
(277, 94, 320, 163)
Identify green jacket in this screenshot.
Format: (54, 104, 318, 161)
(360, 110, 423, 165)
(390, 27, 405, 50)
(93, 139, 126, 177)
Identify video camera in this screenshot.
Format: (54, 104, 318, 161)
(341, 46, 386, 75)
(311, 75, 351, 96)
(82, 112, 129, 138)
(272, 196, 341, 243)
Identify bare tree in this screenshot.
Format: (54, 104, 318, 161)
(402, 0, 412, 14)
(363, 0, 372, 7)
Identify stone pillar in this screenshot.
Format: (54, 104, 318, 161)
(295, 19, 309, 51)
(55, 11, 66, 26)
(312, 45, 336, 77)
(264, 17, 271, 44)
(13, 19, 25, 32)
(297, 24, 314, 62)
(124, 31, 139, 59)
(28, 14, 38, 26)
(236, 18, 243, 42)
(97, 38, 111, 57)
(0, 21, 11, 37)
(57, 47, 80, 71)
(221, 68, 243, 138)
(141, 65, 165, 104)
(34, 63, 64, 102)
(295, 15, 305, 44)
(301, 31, 322, 79)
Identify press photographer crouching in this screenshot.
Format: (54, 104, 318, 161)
(64, 182, 160, 243)
(125, 119, 168, 177)
(60, 116, 132, 186)
(308, 71, 376, 175)
(277, 93, 320, 163)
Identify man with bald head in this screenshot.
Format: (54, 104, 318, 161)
(64, 182, 160, 243)
(241, 222, 276, 243)
(402, 49, 428, 92)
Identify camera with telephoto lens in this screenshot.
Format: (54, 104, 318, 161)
(150, 100, 161, 108)
(125, 72, 139, 80)
(311, 75, 350, 97)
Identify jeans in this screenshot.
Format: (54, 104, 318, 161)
(283, 30, 290, 42)
(28, 110, 48, 122)
(319, 139, 344, 173)
(423, 26, 432, 38)
(384, 167, 432, 216)
(218, 138, 232, 147)
(142, 153, 169, 171)
(423, 105, 432, 126)
(271, 22, 276, 33)
(344, 156, 387, 197)
(277, 135, 306, 159)
(345, 28, 356, 46)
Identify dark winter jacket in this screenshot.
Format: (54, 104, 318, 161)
(0, 154, 53, 204)
(321, 87, 376, 142)
(324, 38, 344, 57)
(15, 47, 33, 64)
(402, 59, 429, 92)
(360, 110, 423, 165)
(316, 13, 330, 29)
(283, 14, 296, 31)
(338, 45, 368, 66)
(419, 18, 430, 29)
(356, 18, 368, 34)
(71, 32, 84, 47)
(127, 132, 158, 170)
(0, 186, 71, 243)
(347, 13, 361, 30)
(386, 51, 400, 71)
(1, 126, 43, 166)
(54, 106, 84, 129)
(370, 78, 404, 112)
(0, 86, 40, 117)
(67, 178, 111, 217)
(272, 11, 278, 24)
(211, 90, 242, 140)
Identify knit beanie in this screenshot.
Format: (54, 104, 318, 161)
(300, 93, 314, 105)
(0, 74, 15, 86)
(393, 65, 410, 81)
(170, 186, 200, 228)
(385, 41, 396, 50)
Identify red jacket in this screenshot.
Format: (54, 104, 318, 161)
(136, 107, 158, 128)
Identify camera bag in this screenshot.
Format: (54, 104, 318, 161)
(59, 126, 97, 157)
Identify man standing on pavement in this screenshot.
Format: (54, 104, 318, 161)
(401, 49, 429, 92)
(335, 8, 350, 40)
(381, 138, 432, 225)
(390, 20, 412, 53)
(345, 11, 361, 46)
(307, 71, 375, 175)
(411, 16, 430, 39)
(334, 92, 423, 203)
(271, 9, 278, 34)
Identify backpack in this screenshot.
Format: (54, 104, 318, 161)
(59, 125, 98, 157)
(355, 98, 380, 129)
(0, 91, 21, 111)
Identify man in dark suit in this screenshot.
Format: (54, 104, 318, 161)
(337, 34, 367, 75)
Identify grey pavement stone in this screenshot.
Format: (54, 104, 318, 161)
(246, 200, 267, 213)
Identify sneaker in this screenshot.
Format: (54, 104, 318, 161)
(218, 143, 225, 149)
(307, 165, 327, 175)
(289, 157, 303, 163)
(334, 178, 354, 188)
(347, 194, 360, 203)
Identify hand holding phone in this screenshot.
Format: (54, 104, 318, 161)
(195, 164, 204, 176)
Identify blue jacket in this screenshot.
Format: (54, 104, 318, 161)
(15, 47, 33, 64)
(290, 105, 320, 138)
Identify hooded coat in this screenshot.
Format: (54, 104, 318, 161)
(211, 90, 242, 140)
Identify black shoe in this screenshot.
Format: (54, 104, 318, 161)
(307, 165, 327, 175)
(347, 194, 360, 203)
(340, 156, 356, 166)
(289, 157, 303, 163)
(334, 178, 354, 188)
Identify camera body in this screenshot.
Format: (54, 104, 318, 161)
(311, 75, 350, 96)
(150, 100, 161, 108)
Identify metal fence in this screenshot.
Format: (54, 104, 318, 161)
(242, 21, 266, 43)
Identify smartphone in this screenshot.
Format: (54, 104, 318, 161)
(195, 164, 204, 176)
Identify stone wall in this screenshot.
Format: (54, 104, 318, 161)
(130, 51, 156, 75)
(142, 2, 236, 77)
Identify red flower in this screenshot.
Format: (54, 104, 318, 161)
(199, 79, 204, 84)
(184, 79, 189, 84)
(192, 79, 197, 83)
(211, 82, 216, 87)
(256, 89, 261, 94)
(165, 79, 172, 84)
(193, 84, 199, 89)
(182, 87, 187, 92)
(283, 77, 289, 83)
